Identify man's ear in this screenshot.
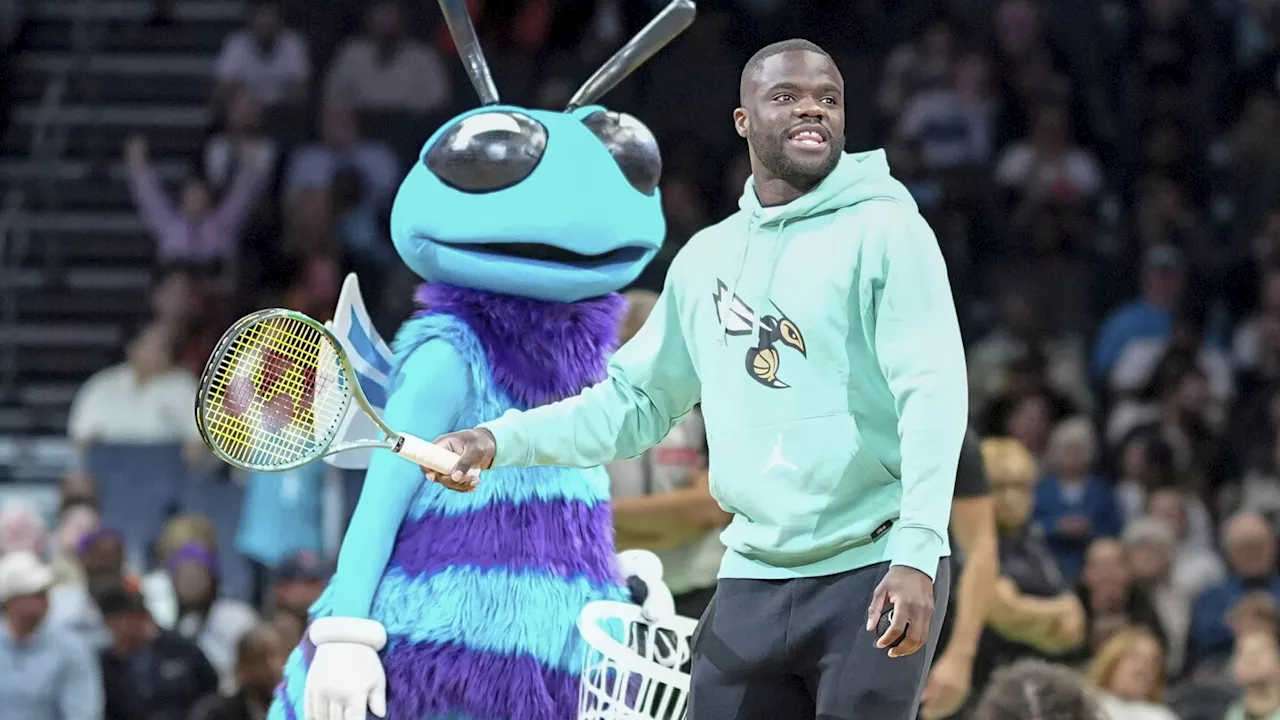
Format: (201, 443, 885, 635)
(733, 108, 748, 139)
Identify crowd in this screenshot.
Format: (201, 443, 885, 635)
(4, 0, 1280, 718)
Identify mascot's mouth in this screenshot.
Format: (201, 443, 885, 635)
(434, 240, 649, 268)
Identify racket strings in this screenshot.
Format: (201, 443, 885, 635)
(200, 314, 351, 469)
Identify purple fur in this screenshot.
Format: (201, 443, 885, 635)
(300, 631, 316, 669)
(274, 680, 297, 720)
(391, 499, 617, 583)
(415, 284, 625, 408)
(382, 641, 577, 720)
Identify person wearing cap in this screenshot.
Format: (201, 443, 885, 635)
(0, 550, 103, 720)
(156, 542, 260, 694)
(1092, 244, 1185, 381)
(270, 551, 328, 617)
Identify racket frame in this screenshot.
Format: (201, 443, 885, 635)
(195, 308, 402, 471)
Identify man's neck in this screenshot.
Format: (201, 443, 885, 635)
(1244, 681, 1280, 717)
(752, 176, 814, 207)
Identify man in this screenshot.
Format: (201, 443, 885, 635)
(98, 584, 219, 720)
(1091, 244, 1184, 380)
(921, 430, 1000, 719)
(1188, 512, 1280, 673)
(212, 0, 310, 110)
(322, 0, 451, 114)
(609, 289, 729, 620)
(0, 551, 102, 720)
(427, 38, 968, 719)
(971, 658, 1100, 720)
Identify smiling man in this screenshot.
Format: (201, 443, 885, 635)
(425, 39, 967, 720)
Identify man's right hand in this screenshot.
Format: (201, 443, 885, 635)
(423, 428, 497, 492)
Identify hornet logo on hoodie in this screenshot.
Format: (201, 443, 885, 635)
(713, 279, 807, 389)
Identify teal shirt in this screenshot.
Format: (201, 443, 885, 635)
(484, 150, 967, 581)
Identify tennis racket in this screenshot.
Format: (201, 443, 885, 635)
(194, 308, 473, 477)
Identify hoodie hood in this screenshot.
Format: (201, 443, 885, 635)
(738, 150, 917, 223)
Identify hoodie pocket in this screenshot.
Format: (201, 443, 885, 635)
(708, 414, 899, 566)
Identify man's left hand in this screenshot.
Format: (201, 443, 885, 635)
(919, 651, 972, 718)
(866, 566, 935, 658)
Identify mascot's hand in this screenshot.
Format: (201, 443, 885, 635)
(617, 549, 676, 621)
(304, 618, 388, 720)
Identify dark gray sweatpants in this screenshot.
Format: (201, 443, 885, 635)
(688, 560, 950, 720)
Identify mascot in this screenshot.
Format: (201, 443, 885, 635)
(270, 1, 696, 719)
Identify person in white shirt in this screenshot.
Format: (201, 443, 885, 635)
(213, 0, 310, 110)
(323, 0, 451, 114)
(607, 290, 728, 619)
(67, 321, 203, 460)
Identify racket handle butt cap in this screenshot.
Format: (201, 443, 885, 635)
(394, 434, 480, 477)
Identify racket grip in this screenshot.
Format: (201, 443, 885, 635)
(393, 434, 480, 477)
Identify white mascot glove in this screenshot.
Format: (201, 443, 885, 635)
(304, 617, 388, 720)
(617, 549, 676, 621)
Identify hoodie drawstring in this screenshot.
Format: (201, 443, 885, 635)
(719, 214, 756, 344)
(718, 215, 789, 344)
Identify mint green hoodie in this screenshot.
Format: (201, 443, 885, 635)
(483, 150, 968, 581)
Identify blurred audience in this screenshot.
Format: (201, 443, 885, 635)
(188, 625, 285, 720)
(212, 0, 310, 111)
(323, 0, 451, 114)
(0, 551, 102, 719)
(1088, 628, 1179, 720)
(1033, 418, 1123, 583)
(98, 584, 218, 720)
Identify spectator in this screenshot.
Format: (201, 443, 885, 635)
(1092, 244, 1185, 381)
(124, 134, 272, 276)
(1078, 538, 1166, 654)
(0, 551, 102, 720)
(0, 500, 47, 556)
(1033, 418, 1124, 582)
(1123, 517, 1193, 676)
(188, 625, 285, 720)
(323, 0, 451, 114)
(202, 87, 278, 194)
(897, 51, 997, 172)
(98, 585, 218, 720)
(1188, 512, 1280, 674)
(141, 514, 220, 631)
(149, 263, 227, 377)
(165, 543, 259, 692)
(50, 497, 98, 587)
(971, 658, 1100, 720)
(608, 289, 727, 620)
(1145, 489, 1226, 600)
(236, 460, 325, 609)
(281, 104, 401, 213)
(878, 17, 958, 117)
(66, 321, 205, 462)
(994, 104, 1103, 210)
(212, 0, 310, 110)
(1226, 630, 1280, 720)
(270, 605, 306, 652)
(1089, 628, 1179, 720)
(975, 438, 1086, 689)
(967, 292, 1091, 422)
(77, 528, 140, 600)
(1234, 266, 1280, 382)
(1226, 424, 1280, 529)
(268, 552, 327, 619)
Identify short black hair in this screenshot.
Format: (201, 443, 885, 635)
(95, 584, 148, 618)
(739, 39, 832, 104)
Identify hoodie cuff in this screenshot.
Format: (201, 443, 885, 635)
(887, 526, 945, 582)
(478, 410, 531, 468)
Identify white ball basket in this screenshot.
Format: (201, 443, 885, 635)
(577, 600, 699, 720)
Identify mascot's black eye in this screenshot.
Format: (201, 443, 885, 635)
(425, 111, 548, 193)
(581, 111, 661, 196)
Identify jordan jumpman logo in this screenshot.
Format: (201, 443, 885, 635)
(762, 434, 798, 474)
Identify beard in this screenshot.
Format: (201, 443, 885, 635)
(749, 124, 844, 190)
